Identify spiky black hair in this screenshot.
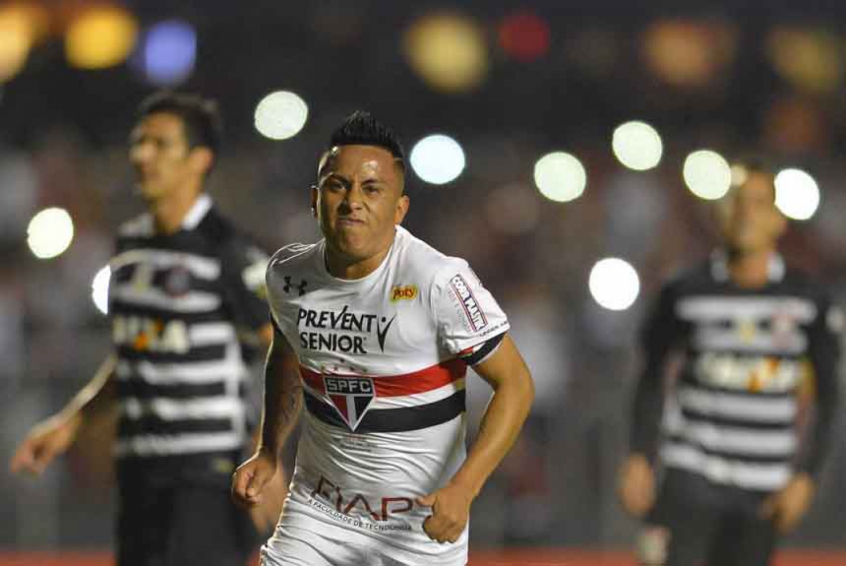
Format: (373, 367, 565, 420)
(329, 110, 405, 163)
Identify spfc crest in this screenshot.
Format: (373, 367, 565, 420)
(324, 376, 375, 431)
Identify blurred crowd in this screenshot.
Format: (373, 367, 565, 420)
(2, 0, 846, 553)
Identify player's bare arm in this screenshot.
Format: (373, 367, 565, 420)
(10, 354, 117, 476)
(241, 321, 289, 532)
(417, 334, 534, 543)
(232, 324, 302, 508)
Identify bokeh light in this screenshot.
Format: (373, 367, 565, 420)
(767, 28, 843, 95)
(0, 3, 47, 82)
(589, 257, 640, 311)
(91, 265, 111, 315)
(498, 11, 551, 62)
(403, 13, 488, 93)
(66, 5, 138, 69)
(254, 91, 309, 140)
(774, 168, 820, 221)
(27, 207, 75, 260)
(612, 121, 663, 171)
(410, 134, 466, 185)
(642, 20, 737, 88)
(141, 19, 196, 85)
(533, 152, 587, 202)
(683, 149, 731, 200)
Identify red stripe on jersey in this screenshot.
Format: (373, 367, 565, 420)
(299, 359, 467, 397)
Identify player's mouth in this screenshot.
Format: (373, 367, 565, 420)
(337, 217, 364, 226)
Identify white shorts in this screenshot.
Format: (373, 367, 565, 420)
(260, 496, 468, 566)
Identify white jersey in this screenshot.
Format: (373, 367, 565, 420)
(263, 226, 509, 566)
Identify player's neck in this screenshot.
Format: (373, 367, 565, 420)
(150, 187, 203, 235)
(727, 247, 774, 289)
(325, 242, 392, 280)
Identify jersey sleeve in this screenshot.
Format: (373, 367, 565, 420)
(219, 237, 271, 332)
(431, 260, 510, 361)
(630, 281, 684, 459)
(795, 291, 842, 477)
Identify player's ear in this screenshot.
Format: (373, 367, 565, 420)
(772, 207, 787, 238)
(189, 147, 214, 176)
(394, 194, 409, 225)
(310, 184, 318, 218)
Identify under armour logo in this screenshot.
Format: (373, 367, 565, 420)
(283, 276, 308, 296)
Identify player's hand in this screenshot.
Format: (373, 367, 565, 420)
(247, 464, 288, 533)
(618, 453, 655, 518)
(231, 447, 278, 508)
(759, 473, 815, 533)
(10, 414, 81, 476)
(415, 483, 473, 544)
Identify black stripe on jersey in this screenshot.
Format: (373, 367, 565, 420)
(118, 415, 232, 437)
(117, 344, 227, 364)
(462, 333, 505, 366)
(679, 407, 795, 431)
(665, 435, 795, 464)
(116, 451, 239, 486)
(110, 301, 229, 325)
(304, 389, 466, 433)
(116, 379, 227, 400)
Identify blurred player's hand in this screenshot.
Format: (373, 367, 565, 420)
(247, 464, 287, 533)
(759, 472, 815, 533)
(231, 447, 278, 508)
(416, 484, 472, 544)
(618, 453, 655, 518)
(10, 413, 81, 476)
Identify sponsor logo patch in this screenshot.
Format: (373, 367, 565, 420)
(164, 265, 191, 297)
(297, 307, 395, 353)
(390, 285, 418, 302)
(283, 276, 308, 296)
(449, 274, 488, 332)
(324, 375, 376, 431)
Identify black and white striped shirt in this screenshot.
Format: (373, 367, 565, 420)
(108, 195, 269, 481)
(632, 252, 842, 492)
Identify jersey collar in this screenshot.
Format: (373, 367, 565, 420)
(710, 249, 785, 283)
(181, 193, 213, 230)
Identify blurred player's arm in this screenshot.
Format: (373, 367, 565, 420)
(10, 354, 117, 476)
(619, 284, 680, 518)
(232, 320, 302, 508)
(760, 298, 842, 533)
(417, 333, 534, 543)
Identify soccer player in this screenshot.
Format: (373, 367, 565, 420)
(231, 111, 535, 565)
(618, 159, 842, 565)
(10, 91, 285, 566)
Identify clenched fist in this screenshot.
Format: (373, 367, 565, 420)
(231, 447, 279, 508)
(618, 453, 655, 518)
(416, 484, 473, 544)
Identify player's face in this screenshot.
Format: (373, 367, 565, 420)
(716, 171, 786, 254)
(128, 112, 201, 202)
(312, 145, 409, 267)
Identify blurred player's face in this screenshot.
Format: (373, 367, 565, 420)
(128, 112, 209, 202)
(312, 145, 409, 270)
(716, 171, 786, 255)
